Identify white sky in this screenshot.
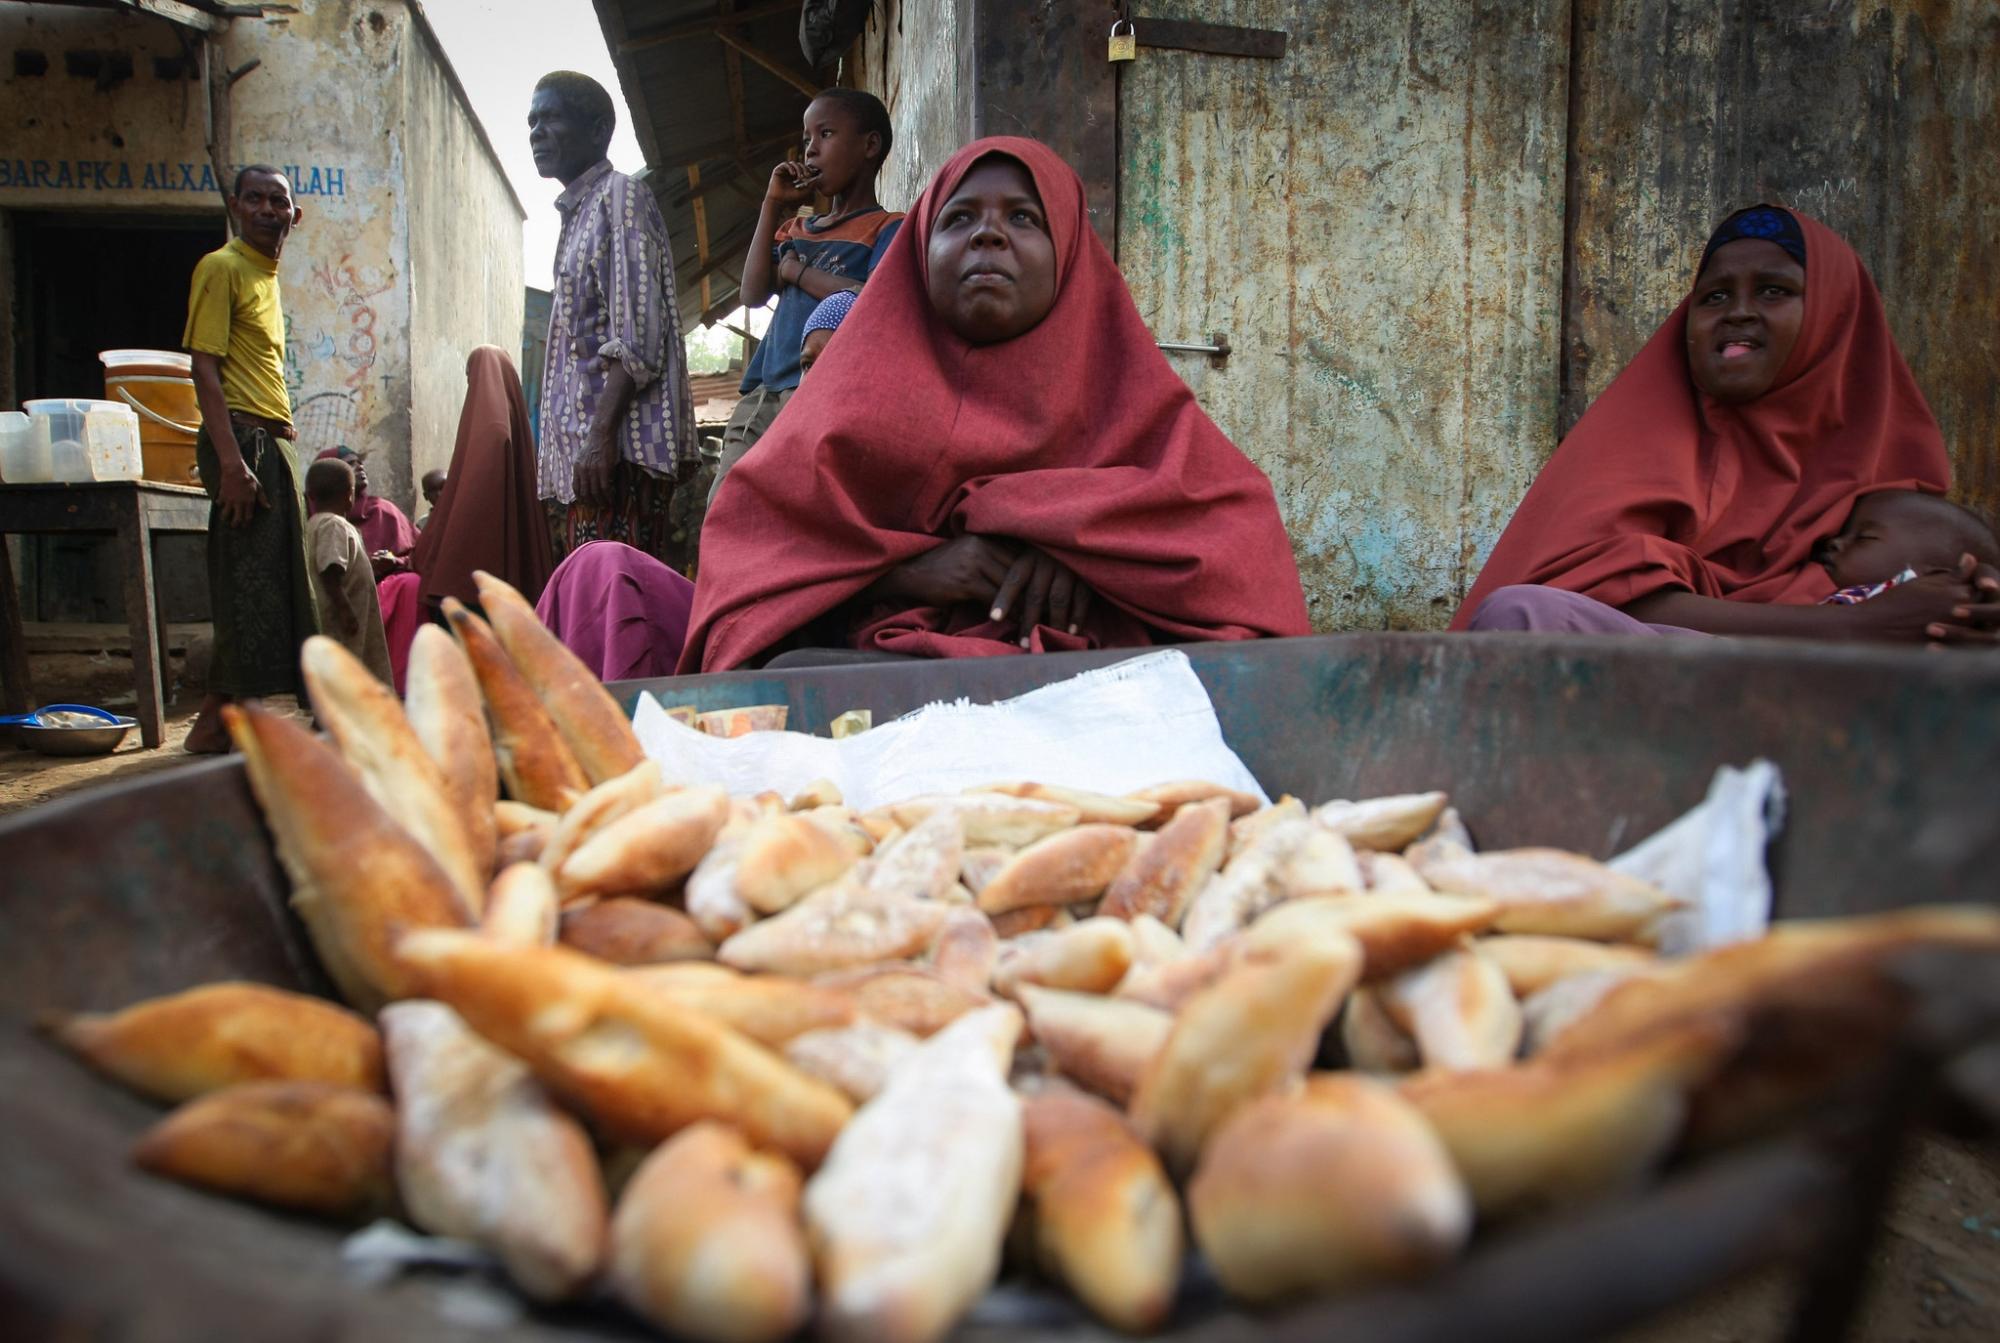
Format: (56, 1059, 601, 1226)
(421, 0, 646, 292)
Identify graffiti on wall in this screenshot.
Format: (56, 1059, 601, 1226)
(285, 243, 397, 456)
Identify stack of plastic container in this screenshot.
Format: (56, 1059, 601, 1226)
(1, 399, 142, 484)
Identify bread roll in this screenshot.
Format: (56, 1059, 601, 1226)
(881, 793, 1081, 847)
(1476, 934, 1658, 997)
(992, 917, 1136, 998)
(784, 1021, 921, 1103)
(43, 981, 384, 1103)
(686, 832, 754, 942)
(718, 880, 951, 977)
(225, 703, 468, 1012)
(404, 623, 499, 885)
(1359, 850, 1434, 896)
(804, 1005, 1024, 1343)
(560, 897, 713, 965)
(1188, 1074, 1469, 1303)
(814, 964, 989, 1037)
(990, 905, 1071, 939)
(482, 862, 560, 947)
(624, 964, 857, 1046)
(301, 635, 485, 917)
(1243, 892, 1501, 981)
(1379, 946, 1522, 1070)
(1129, 935, 1362, 1174)
(1340, 986, 1420, 1074)
(1225, 796, 1305, 858)
(1401, 1016, 1736, 1217)
(1124, 779, 1261, 826)
(975, 781, 1161, 826)
(397, 930, 852, 1167)
(443, 598, 589, 812)
(1181, 817, 1337, 953)
(1100, 796, 1230, 926)
(1112, 944, 1232, 1013)
(1410, 846, 1680, 945)
(474, 570, 646, 786)
(609, 1121, 810, 1343)
(927, 906, 1000, 993)
(1310, 791, 1449, 851)
(381, 1000, 605, 1300)
(977, 825, 1140, 916)
(1012, 987, 1167, 1107)
(862, 810, 964, 903)
(132, 1081, 394, 1219)
(556, 785, 730, 902)
(1020, 1091, 1181, 1332)
(538, 760, 663, 876)
(736, 812, 860, 914)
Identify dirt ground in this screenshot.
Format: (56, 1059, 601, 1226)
(0, 642, 306, 817)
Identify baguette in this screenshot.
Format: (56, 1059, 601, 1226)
(609, 1121, 811, 1343)
(43, 981, 384, 1103)
(1020, 1090, 1181, 1333)
(1017, 986, 1172, 1106)
(132, 1080, 394, 1219)
(539, 760, 663, 876)
(976, 824, 1138, 916)
(1099, 796, 1230, 926)
(226, 702, 468, 1011)
(482, 862, 560, 947)
(444, 598, 589, 812)
(1129, 935, 1363, 1174)
(1188, 1074, 1469, 1303)
(404, 624, 500, 885)
(397, 930, 852, 1168)
(302, 635, 485, 917)
(804, 1004, 1024, 1343)
(474, 570, 645, 786)
(381, 1000, 605, 1300)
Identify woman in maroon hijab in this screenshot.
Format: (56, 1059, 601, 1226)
(678, 137, 1310, 672)
(1455, 205, 1996, 644)
(378, 346, 557, 690)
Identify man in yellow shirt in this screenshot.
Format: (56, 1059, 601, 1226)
(181, 165, 320, 754)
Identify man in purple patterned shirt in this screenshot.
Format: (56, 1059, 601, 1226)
(529, 71, 698, 570)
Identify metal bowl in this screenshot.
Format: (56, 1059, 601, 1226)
(17, 717, 136, 756)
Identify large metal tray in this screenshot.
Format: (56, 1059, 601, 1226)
(3, 633, 1995, 1341)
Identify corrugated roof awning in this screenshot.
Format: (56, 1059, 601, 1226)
(590, 1, 815, 331)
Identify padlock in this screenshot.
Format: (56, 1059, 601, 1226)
(1109, 20, 1136, 62)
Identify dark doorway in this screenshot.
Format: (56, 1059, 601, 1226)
(11, 210, 224, 402)
(7, 210, 223, 627)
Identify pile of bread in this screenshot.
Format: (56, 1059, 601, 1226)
(42, 572, 2000, 1343)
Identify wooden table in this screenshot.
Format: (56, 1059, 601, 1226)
(0, 482, 210, 749)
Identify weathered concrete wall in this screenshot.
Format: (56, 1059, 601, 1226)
(1117, 0, 1570, 631)
(0, 0, 520, 514)
(850, 0, 970, 212)
(1565, 0, 2000, 523)
(398, 6, 525, 493)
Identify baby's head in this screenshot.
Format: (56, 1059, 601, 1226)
(1817, 489, 2000, 588)
(421, 468, 447, 509)
(305, 458, 355, 518)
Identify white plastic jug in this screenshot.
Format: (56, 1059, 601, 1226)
(5, 413, 56, 484)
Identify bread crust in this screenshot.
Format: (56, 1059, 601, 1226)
(444, 598, 590, 812)
(718, 881, 951, 977)
(45, 981, 384, 1103)
(405, 624, 499, 886)
(1100, 796, 1230, 926)
(1017, 986, 1172, 1108)
(475, 571, 646, 786)
(1476, 934, 1658, 997)
(1410, 846, 1680, 944)
(976, 825, 1140, 916)
(1310, 791, 1450, 851)
(132, 1080, 394, 1219)
(560, 898, 714, 965)
(556, 786, 730, 902)
(1379, 946, 1523, 1071)
(624, 964, 858, 1047)
(1243, 892, 1501, 981)
(992, 918, 1136, 998)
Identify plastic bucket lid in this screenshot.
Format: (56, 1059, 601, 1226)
(101, 349, 193, 374)
(25, 398, 124, 416)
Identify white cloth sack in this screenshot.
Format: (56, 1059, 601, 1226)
(631, 649, 1267, 813)
(1609, 759, 1787, 955)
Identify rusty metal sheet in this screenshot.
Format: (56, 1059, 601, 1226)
(1563, 0, 2000, 521)
(1114, 0, 1570, 633)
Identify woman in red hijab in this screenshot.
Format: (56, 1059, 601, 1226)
(1454, 205, 1997, 644)
(377, 346, 557, 690)
(678, 137, 1310, 673)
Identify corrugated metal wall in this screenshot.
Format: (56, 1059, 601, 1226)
(1114, 0, 1999, 629)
